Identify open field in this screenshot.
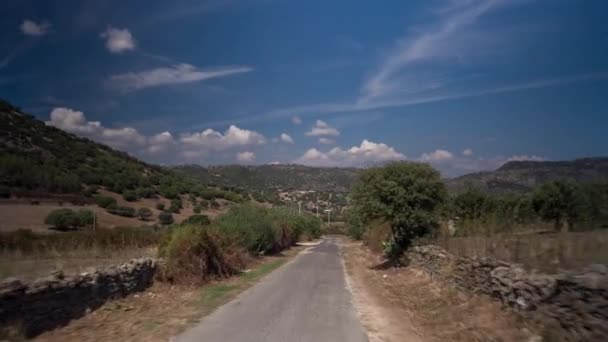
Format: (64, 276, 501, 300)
(0, 192, 228, 233)
(436, 230, 608, 273)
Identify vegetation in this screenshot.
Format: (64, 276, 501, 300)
(94, 195, 117, 208)
(44, 208, 94, 230)
(350, 162, 447, 258)
(183, 214, 211, 226)
(157, 204, 321, 283)
(158, 211, 174, 225)
(137, 207, 153, 221)
(107, 205, 136, 218)
(0, 227, 161, 254)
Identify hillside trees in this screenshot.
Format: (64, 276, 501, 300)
(45, 208, 94, 230)
(532, 181, 585, 232)
(351, 162, 447, 259)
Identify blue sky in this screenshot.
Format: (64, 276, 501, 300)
(1, 0, 607, 176)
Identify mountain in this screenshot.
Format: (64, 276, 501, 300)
(173, 164, 359, 193)
(447, 157, 608, 194)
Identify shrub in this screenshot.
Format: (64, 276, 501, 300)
(156, 202, 165, 210)
(157, 225, 246, 284)
(182, 214, 211, 226)
(83, 185, 99, 197)
(122, 190, 138, 202)
(170, 198, 182, 213)
(44, 208, 93, 230)
(136, 187, 154, 199)
(351, 161, 447, 259)
(193, 204, 202, 214)
(94, 195, 117, 209)
(159, 211, 174, 225)
(213, 205, 276, 254)
(107, 205, 136, 217)
(210, 200, 220, 209)
(138, 207, 153, 221)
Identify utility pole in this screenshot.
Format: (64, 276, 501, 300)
(298, 201, 301, 215)
(324, 209, 332, 226)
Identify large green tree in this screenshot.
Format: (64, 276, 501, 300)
(351, 161, 447, 258)
(532, 181, 585, 232)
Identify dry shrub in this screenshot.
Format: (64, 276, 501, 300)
(363, 220, 392, 254)
(157, 225, 247, 284)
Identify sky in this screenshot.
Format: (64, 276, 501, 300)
(1, 0, 607, 177)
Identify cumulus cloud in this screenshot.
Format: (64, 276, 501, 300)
(180, 125, 265, 150)
(462, 148, 473, 156)
(291, 116, 302, 125)
(20, 19, 51, 36)
(147, 131, 175, 154)
(100, 27, 135, 53)
(108, 64, 253, 92)
(236, 151, 255, 163)
(279, 133, 294, 144)
(295, 139, 405, 167)
(305, 120, 340, 137)
(318, 137, 334, 145)
(420, 149, 454, 162)
(47, 107, 145, 148)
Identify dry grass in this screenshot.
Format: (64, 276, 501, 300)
(342, 239, 537, 342)
(437, 230, 608, 272)
(33, 247, 304, 342)
(0, 191, 230, 233)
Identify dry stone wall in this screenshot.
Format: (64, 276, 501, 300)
(0, 258, 156, 338)
(407, 245, 608, 341)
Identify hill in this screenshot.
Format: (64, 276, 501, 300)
(174, 164, 359, 193)
(0, 99, 243, 230)
(447, 157, 608, 193)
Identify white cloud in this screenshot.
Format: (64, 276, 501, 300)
(462, 148, 473, 156)
(180, 125, 265, 150)
(236, 151, 255, 163)
(147, 131, 175, 154)
(318, 137, 335, 145)
(108, 64, 253, 92)
(100, 27, 135, 53)
(420, 149, 454, 162)
(295, 140, 405, 167)
(280, 133, 294, 144)
(20, 20, 51, 36)
(291, 116, 302, 125)
(305, 120, 340, 137)
(504, 155, 546, 163)
(46, 107, 145, 148)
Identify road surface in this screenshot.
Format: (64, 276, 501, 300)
(176, 236, 368, 342)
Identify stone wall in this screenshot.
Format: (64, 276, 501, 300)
(0, 258, 156, 338)
(407, 245, 608, 341)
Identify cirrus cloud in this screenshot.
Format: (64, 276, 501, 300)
(20, 19, 51, 36)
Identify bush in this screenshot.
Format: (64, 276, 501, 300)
(83, 185, 99, 197)
(137, 207, 153, 221)
(136, 187, 154, 199)
(213, 205, 276, 254)
(122, 190, 138, 202)
(157, 225, 246, 284)
(183, 214, 211, 226)
(156, 202, 165, 210)
(94, 195, 117, 208)
(159, 211, 174, 225)
(107, 205, 136, 217)
(169, 198, 182, 213)
(351, 161, 447, 259)
(44, 208, 93, 230)
(193, 204, 202, 214)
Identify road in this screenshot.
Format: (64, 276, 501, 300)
(176, 236, 368, 342)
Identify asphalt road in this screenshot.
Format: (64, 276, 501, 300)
(176, 236, 369, 342)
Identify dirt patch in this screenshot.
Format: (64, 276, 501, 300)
(33, 247, 304, 342)
(341, 239, 537, 342)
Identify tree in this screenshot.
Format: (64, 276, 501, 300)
(137, 207, 153, 221)
(453, 189, 495, 220)
(532, 181, 585, 232)
(351, 161, 447, 259)
(193, 204, 202, 214)
(159, 211, 174, 225)
(156, 202, 165, 210)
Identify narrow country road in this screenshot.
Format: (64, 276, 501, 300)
(175, 236, 368, 342)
